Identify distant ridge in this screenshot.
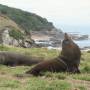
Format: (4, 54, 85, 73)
(0, 4, 63, 47)
(0, 4, 55, 33)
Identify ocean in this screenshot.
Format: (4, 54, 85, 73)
(61, 26, 90, 35)
(59, 26, 90, 48)
(75, 40, 90, 48)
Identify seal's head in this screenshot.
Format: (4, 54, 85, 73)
(62, 33, 73, 48)
(64, 33, 71, 40)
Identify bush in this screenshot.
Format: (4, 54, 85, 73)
(9, 29, 24, 40)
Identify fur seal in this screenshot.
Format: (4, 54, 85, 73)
(26, 58, 68, 76)
(60, 33, 81, 73)
(26, 33, 81, 76)
(0, 51, 42, 66)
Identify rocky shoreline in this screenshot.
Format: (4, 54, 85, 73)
(30, 29, 64, 48)
(70, 33, 89, 40)
(31, 30, 90, 49)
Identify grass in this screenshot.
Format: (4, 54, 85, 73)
(0, 45, 59, 59)
(0, 45, 90, 90)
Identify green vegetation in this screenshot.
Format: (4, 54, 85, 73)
(0, 4, 54, 33)
(0, 12, 33, 44)
(0, 45, 90, 90)
(9, 29, 24, 40)
(0, 45, 59, 59)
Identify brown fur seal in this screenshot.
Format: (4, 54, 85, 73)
(26, 33, 81, 76)
(26, 58, 68, 76)
(0, 51, 42, 66)
(60, 33, 81, 73)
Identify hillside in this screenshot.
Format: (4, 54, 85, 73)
(0, 4, 55, 33)
(0, 14, 35, 47)
(0, 4, 64, 47)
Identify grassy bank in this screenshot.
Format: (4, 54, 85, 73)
(0, 45, 90, 90)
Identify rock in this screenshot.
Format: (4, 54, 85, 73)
(30, 28, 64, 47)
(69, 33, 89, 40)
(2, 28, 19, 46)
(0, 14, 35, 47)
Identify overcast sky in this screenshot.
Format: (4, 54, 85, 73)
(0, 0, 90, 32)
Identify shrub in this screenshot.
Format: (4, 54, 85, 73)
(9, 29, 24, 40)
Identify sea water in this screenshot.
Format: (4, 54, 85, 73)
(62, 28, 90, 48)
(75, 40, 90, 48)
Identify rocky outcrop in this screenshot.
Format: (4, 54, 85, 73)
(31, 28, 64, 47)
(69, 33, 89, 40)
(0, 14, 35, 47)
(2, 29, 18, 46)
(0, 28, 35, 47)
